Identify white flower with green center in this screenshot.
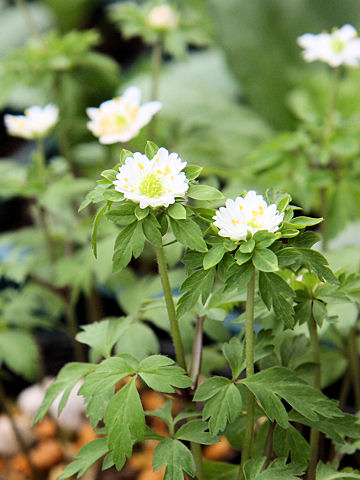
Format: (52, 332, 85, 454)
(86, 86, 162, 144)
(297, 24, 360, 67)
(4, 104, 59, 139)
(113, 147, 189, 208)
(213, 191, 283, 241)
(147, 4, 179, 31)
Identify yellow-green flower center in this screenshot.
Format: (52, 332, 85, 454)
(139, 173, 163, 198)
(330, 36, 345, 53)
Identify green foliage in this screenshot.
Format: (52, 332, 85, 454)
(138, 355, 193, 392)
(0, 329, 39, 380)
(243, 457, 304, 480)
(153, 438, 196, 479)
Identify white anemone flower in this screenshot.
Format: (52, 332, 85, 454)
(86, 86, 162, 144)
(213, 191, 283, 241)
(297, 24, 360, 67)
(113, 147, 188, 208)
(4, 104, 59, 139)
(147, 4, 179, 31)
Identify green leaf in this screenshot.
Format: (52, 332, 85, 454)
(194, 377, 242, 434)
(203, 461, 238, 480)
(316, 462, 360, 480)
(252, 248, 278, 272)
(135, 205, 149, 220)
(145, 141, 159, 159)
(57, 437, 109, 479)
(34, 363, 95, 423)
(92, 203, 108, 258)
(273, 424, 310, 465)
(187, 184, 224, 201)
(239, 238, 255, 253)
(240, 367, 342, 429)
(101, 169, 117, 182)
(120, 149, 133, 165)
(225, 262, 254, 293)
(234, 249, 252, 266)
(288, 216, 322, 229)
(170, 217, 207, 252)
(105, 377, 145, 470)
(103, 188, 124, 202)
(183, 165, 203, 180)
(223, 337, 244, 380)
(153, 438, 196, 480)
(168, 203, 187, 220)
(243, 457, 304, 480)
(76, 318, 129, 359)
(177, 268, 215, 317)
(106, 203, 136, 226)
(143, 214, 163, 246)
(259, 272, 295, 328)
(253, 231, 277, 249)
(0, 330, 39, 381)
(138, 355, 192, 393)
(203, 246, 226, 270)
(115, 322, 159, 360)
(113, 222, 145, 271)
(175, 420, 219, 445)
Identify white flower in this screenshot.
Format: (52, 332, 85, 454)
(298, 24, 360, 67)
(113, 147, 188, 208)
(4, 104, 59, 139)
(86, 86, 162, 144)
(147, 4, 179, 31)
(213, 190, 283, 241)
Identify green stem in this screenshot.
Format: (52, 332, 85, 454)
(238, 272, 256, 480)
(36, 137, 46, 185)
(155, 245, 186, 370)
(65, 300, 85, 362)
(307, 310, 321, 480)
(149, 39, 163, 139)
(348, 324, 360, 411)
(322, 67, 340, 147)
(191, 442, 204, 480)
(190, 316, 204, 388)
(14, 0, 42, 40)
(263, 421, 275, 469)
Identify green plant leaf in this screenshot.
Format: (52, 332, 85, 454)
(177, 268, 215, 317)
(240, 367, 342, 429)
(105, 377, 145, 470)
(34, 363, 95, 424)
(316, 462, 360, 479)
(92, 203, 108, 258)
(57, 437, 109, 479)
(106, 203, 136, 226)
(187, 184, 224, 200)
(203, 461, 238, 480)
(153, 438, 196, 480)
(183, 165, 203, 180)
(145, 141, 159, 159)
(239, 238, 255, 253)
(259, 272, 295, 328)
(203, 246, 226, 270)
(194, 376, 242, 434)
(138, 355, 192, 393)
(168, 202, 187, 220)
(76, 318, 127, 359)
(273, 424, 310, 465)
(0, 330, 39, 381)
(223, 337, 244, 380)
(175, 419, 219, 445)
(252, 248, 278, 272)
(113, 221, 145, 271)
(143, 214, 163, 246)
(135, 206, 149, 220)
(170, 217, 207, 252)
(243, 457, 304, 479)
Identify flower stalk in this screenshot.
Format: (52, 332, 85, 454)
(155, 245, 186, 370)
(348, 323, 360, 411)
(238, 271, 256, 480)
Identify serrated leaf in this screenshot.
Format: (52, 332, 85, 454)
(244, 457, 304, 480)
(153, 438, 196, 480)
(113, 221, 145, 271)
(223, 337, 244, 380)
(187, 184, 224, 201)
(106, 202, 136, 226)
(175, 419, 219, 445)
(143, 214, 163, 246)
(138, 355, 192, 393)
(34, 363, 95, 424)
(203, 246, 226, 270)
(240, 367, 342, 429)
(177, 268, 215, 317)
(194, 377, 242, 434)
(170, 217, 207, 252)
(203, 461, 238, 480)
(316, 462, 360, 479)
(105, 377, 145, 470)
(92, 203, 108, 258)
(259, 272, 295, 328)
(273, 424, 310, 465)
(58, 437, 109, 479)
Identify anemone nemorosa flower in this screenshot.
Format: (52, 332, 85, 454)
(86, 86, 162, 144)
(113, 147, 189, 208)
(147, 4, 179, 31)
(4, 104, 59, 139)
(297, 24, 360, 67)
(213, 191, 283, 241)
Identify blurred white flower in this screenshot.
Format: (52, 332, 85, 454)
(18, 377, 54, 418)
(113, 147, 188, 208)
(213, 190, 283, 241)
(298, 24, 360, 67)
(50, 380, 86, 432)
(4, 104, 59, 139)
(0, 414, 34, 456)
(86, 86, 162, 144)
(147, 4, 179, 31)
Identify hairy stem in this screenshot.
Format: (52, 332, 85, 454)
(348, 324, 360, 411)
(155, 245, 186, 370)
(307, 311, 321, 480)
(190, 316, 205, 388)
(15, 0, 42, 40)
(238, 272, 256, 480)
(191, 442, 204, 480)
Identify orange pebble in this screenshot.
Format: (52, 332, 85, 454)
(30, 440, 63, 470)
(34, 418, 57, 440)
(151, 417, 168, 437)
(203, 436, 234, 461)
(9, 453, 31, 475)
(142, 391, 165, 411)
(138, 466, 165, 480)
(76, 423, 98, 449)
